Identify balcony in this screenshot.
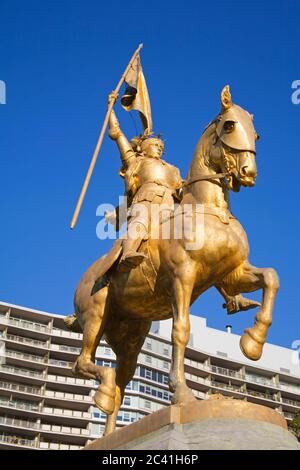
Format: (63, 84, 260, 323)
(47, 373, 94, 387)
(50, 344, 80, 354)
(51, 328, 82, 341)
(5, 317, 51, 335)
(0, 433, 37, 448)
(44, 389, 92, 403)
(48, 358, 73, 368)
(0, 397, 40, 412)
(283, 411, 296, 420)
(246, 389, 276, 402)
(0, 380, 42, 396)
(5, 333, 49, 350)
(6, 349, 47, 364)
(39, 423, 90, 437)
(42, 405, 91, 420)
(39, 441, 81, 450)
(0, 415, 39, 430)
(0, 364, 45, 380)
(245, 375, 274, 388)
(280, 383, 300, 395)
(186, 372, 211, 387)
(281, 397, 300, 407)
(211, 380, 242, 393)
(211, 365, 244, 380)
(0, 416, 90, 439)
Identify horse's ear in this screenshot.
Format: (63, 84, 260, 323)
(221, 85, 232, 111)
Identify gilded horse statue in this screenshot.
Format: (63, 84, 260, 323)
(65, 86, 279, 436)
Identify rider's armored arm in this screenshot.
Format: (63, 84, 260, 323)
(109, 109, 136, 168)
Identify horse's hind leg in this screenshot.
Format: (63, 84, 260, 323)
(221, 261, 280, 360)
(103, 317, 151, 436)
(72, 288, 116, 415)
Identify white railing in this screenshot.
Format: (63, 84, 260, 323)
(5, 349, 46, 364)
(211, 365, 244, 380)
(186, 372, 211, 386)
(282, 397, 300, 407)
(280, 383, 300, 394)
(39, 441, 81, 450)
(50, 344, 80, 354)
(44, 389, 92, 402)
(0, 380, 42, 395)
(0, 415, 39, 430)
(283, 411, 296, 420)
(0, 364, 45, 379)
(52, 328, 81, 340)
(48, 358, 73, 368)
(0, 433, 37, 447)
(6, 317, 51, 334)
(0, 417, 89, 438)
(47, 373, 94, 387)
(42, 405, 90, 419)
(39, 423, 90, 436)
(5, 333, 49, 349)
(211, 381, 242, 393)
(0, 397, 40, 412)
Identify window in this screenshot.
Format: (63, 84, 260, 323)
(145, 355, 152, 364)
(144, 400, 151, 410)
(124, 396, 131, 406)
(104, 347, 111, 355)
(123, 412, 130, 422)
(163, 347, 169, 356)
(163, 361, 169, 370)
(163, 375, 169, 385)
(145, 369, 152, 380)
(145, 341, 152, 351)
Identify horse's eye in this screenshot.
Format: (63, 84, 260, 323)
(223, 121, 235, 133)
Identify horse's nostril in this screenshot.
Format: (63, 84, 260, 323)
(241, 166, 256, 178)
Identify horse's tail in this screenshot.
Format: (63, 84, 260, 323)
(64, 314, 82, 333)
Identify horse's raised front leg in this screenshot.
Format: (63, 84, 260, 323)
(222, 262, 279, 361)
(170, 272, 197, 405)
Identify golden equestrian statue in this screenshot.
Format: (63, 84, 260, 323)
(65, 78, 279, 436)
(66, 82, 279, 434)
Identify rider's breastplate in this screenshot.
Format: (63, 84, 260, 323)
(137, 158, 181, 189)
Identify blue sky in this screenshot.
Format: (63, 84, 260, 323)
(0, 0, 299, 349)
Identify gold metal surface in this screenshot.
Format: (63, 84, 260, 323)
(67, 83, 279, 436)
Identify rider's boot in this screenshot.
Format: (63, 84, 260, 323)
(119, 235, 148, 271)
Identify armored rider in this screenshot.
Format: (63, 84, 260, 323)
(108, 93, 182, 270)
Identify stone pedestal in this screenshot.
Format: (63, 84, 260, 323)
(84, 398, 300, 450)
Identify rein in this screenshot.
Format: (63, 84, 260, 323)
(184, 172, 229, 187)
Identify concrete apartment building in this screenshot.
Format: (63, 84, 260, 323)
(0, 300, 299, 449)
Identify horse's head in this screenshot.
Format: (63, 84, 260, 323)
(209, 85, 259, 192)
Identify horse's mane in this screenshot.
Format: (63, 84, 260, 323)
(187, 120, 217, 181)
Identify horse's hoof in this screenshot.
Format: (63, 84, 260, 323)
(171, 383, 196, 406)
(240, 329, 264, 361)
(94, 368, 116, 415)
(94, 387, 115, 415)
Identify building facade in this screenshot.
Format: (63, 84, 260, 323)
(0, 301, 299, 449)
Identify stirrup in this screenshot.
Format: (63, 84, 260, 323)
(119, 251, 148, 270)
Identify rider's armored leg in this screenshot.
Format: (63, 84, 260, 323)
(120, 220, 148, 269)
